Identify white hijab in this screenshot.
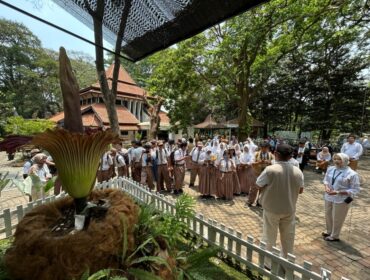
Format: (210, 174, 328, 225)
(240, 145, 253, 164)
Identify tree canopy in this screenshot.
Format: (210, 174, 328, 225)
(0, 18, 96, 136)
(124, 0, 370, 139)
(0, 19, 96, 117)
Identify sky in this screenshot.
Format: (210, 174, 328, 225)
(0, 0, 113, 58)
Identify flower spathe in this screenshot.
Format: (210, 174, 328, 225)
(32, 128, 119, 199)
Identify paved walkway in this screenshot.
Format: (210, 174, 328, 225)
(180, 160, 370, 280)
(0, 151, 369, 279)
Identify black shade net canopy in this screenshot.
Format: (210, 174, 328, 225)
(53, 0, 266, 62)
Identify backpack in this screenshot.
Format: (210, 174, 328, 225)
(169, 149, 176, 166)
(123, 153, 130, 165)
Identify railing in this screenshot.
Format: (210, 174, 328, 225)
(1, 177, 350, 280)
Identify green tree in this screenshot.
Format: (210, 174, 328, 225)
(0, 18, 97, 119)
(4, 116, 55, 135)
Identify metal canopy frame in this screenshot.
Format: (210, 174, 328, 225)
(53, 0, 267, 62)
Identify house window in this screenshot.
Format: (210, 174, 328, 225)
(121, 131, 129, 136)
(116, 99, 122, 105)
(99, 98, 104, 103)
(123, 100, 128, 108)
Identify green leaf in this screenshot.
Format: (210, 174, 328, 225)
(129, 256, 171, 270)
(44, 176, 57, 193)
(79, 269, 90, 280)
(87, 269, 111, 280)
(127, 268, 162, 280)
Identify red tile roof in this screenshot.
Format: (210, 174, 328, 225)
(91, 103, 139, 125)
(81, 113, 100, 127)
(119, 125, 139, 131)
(105, 63, 136, 85)
(85, 64, 147, 97)
(48, 104, 139, 128)
(159, 111, 170, 124)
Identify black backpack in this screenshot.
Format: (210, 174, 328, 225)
(123, 153, 130, 165)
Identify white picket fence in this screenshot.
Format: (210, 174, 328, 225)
(1, 177, 350, 280)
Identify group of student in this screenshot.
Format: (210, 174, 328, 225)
(95, 137, 285, 206)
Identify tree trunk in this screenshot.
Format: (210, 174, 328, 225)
(238, 88, 251, 141)
(145, 96, 164, 140)
(85, 0, 132, 136)
(88, 2, 120, 136)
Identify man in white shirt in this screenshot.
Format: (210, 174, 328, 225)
(141, 143, 155, 190)
(97, 149, 113, 183)
(189, 142, 204, 188)
(155, 141, 171, 192)
(173, 142, 188, 195)
(341, 135, 363, 170)
(132, 141, 145, 182)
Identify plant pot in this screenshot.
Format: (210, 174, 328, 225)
(5, 189, 139, 280)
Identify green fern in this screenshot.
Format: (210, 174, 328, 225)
(86, 269, 111, 280)
(127, 268, 162, 280)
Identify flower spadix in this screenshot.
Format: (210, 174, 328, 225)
(32, 128, 118, 199)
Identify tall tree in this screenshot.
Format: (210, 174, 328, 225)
(0, 19, 96, 119)
(83, 0, 132, 135)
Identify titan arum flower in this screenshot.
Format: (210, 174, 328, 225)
(32, 128, 119, 213)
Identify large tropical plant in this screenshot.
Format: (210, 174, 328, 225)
(30, 47, 119, 214)
(32, 128, 117, 212)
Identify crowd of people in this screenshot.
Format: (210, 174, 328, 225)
(20, 133, 362, 261)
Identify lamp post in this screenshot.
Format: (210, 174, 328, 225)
(360, 90, 368, 136)
(267, 103, 272, 135)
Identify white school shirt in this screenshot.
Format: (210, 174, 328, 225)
(141, 150, 155, 167)
(317, 152, 331, 161)
(174, 149, 186, 165)
(156, 148, 169, 165)
(340, 142, 363, 160)
(240, 152, 253, 164)
(23, 160, 33, 175)
(191, 148, 203, 163)
(115, 154, 126, 168)
(323, 166, 360, 203)
(219, 158, 235, 172)
(127, 147, 135, 164)
(29, 163, 51, 184)
(133, 147, 145, 163)
(100, 152, 113, 171)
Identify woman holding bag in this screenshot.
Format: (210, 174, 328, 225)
(322, 153, 360, 241)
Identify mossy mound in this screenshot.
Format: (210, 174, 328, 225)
(5, 189, 139, 280)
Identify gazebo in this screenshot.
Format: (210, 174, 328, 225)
(194, 115, 227, 138)
(222, 118, 265, 138)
